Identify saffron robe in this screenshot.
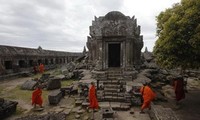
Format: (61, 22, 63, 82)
(39, 64, 44, 73)
(32, 88, 43, 106)
(89, 85, 99, 109)
(140, 85, 156, 110)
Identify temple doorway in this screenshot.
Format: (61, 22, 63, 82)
(108, 43, 120, 67)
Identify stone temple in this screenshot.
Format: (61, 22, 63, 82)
(87, 11, 143, 80)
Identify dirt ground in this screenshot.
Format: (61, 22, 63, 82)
(1, 75, 200, 120)
(157, 79, 200, 120)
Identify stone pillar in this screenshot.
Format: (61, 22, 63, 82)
(96, 37, 103, 70)
(125, 38, 132, 70)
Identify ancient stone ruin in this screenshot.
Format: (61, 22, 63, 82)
(86, 11, 144, 115)
(87, 11, 143, 80)
(2, 11, 200, 120)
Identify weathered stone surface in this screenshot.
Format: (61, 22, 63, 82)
(75, 114, 81, 119)
(102, 107, 114, 118)
(15, 112, 66, 120)
(87, 11, 143, 79)
(48, 90, 63, 105)
(72, 106, 82, 113)
(150, 104, 179, 120)
(21, 79, 37, 90)
(55, 74, 65, 80)
(0, 100, 18, 119)
(46, 78, 61, 90)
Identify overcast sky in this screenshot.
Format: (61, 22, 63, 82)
(0, 0, 181, 52)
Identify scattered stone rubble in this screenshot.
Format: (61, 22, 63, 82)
(15, 112, 66, 120)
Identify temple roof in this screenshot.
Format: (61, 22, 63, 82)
(104, 11, 127, 20)
(0, 45, 82, 57)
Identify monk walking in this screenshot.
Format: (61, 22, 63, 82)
(32, 85, 43, 108)
(173, 76, 185, 105)
(39, 63, 44, 74)
(89, 82, 98, 119)
(140, 82, 156, 113)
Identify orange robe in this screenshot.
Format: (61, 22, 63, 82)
(39, 64, 44, 73)
(140, 85, 156, 110)
(32, 88, 43, 106)
(89, 85, 99, 109)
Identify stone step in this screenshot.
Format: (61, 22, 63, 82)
(99, 102, 131, 111)
(103, 96, 126, 102)
(150, 104, 179, 120)
(107, 74, 122, 78)
(103, 84, 121, 89)
(103, 81, 126, 85)
(104, 92, 124, 97)
(104, 88, 120, 92)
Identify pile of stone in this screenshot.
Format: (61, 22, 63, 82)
(0, 98, 18, 119)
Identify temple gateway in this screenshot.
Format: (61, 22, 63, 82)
(87, 11, 143, 80)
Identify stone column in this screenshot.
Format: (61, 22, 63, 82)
(125, 38, 132, 70)
(96, 37, 103, 70)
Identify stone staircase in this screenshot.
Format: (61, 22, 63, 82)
(97, 69, 131, 111)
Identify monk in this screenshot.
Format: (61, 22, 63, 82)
(32, 86, 43, 108)
(89, 82, 98, 119)
(173, 76, 185, 104)
(140, 82, 156, 113)
(39, 63, 44, 74)
(89, 82, 99, 109)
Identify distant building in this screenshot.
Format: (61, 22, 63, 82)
(0, 45, 82, 75)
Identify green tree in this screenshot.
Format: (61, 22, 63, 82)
(153, 0, 200, 69)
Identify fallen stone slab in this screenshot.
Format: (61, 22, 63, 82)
(21, 79, 38, 90)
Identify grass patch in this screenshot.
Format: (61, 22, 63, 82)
(15, 106, 27, 115)
(6, 85, 49, 104)
(0, 86, 5, 95)
(52, 69, 62, 75)
(61, 80, 74, 87)
(6, 86, 32, 103)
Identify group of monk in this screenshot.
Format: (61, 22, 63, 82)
(33, 63, 45, 74)
(31, 76, 185, 116)
(140, 76, 185, 113)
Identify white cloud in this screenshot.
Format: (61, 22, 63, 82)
(0, 0, 181, 52)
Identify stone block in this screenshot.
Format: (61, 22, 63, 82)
(101, 107, 114, 118)
(21, 80, 37, 90)
(0, 100, 18, 119)
(47, 78, 61, 90)
(48, 90, 63, 105)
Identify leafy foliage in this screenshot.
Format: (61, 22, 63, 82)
(153, 0, 200, 69)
